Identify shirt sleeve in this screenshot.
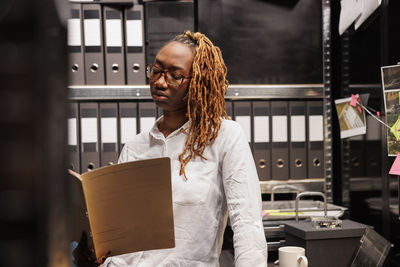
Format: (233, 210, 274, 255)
(118, 143, 128, 163)
(220, 122, 268, 267)
(118, 142, 137, 163)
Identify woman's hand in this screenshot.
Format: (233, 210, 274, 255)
(72, 232, 110, 267)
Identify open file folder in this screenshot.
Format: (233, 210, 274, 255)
(69, 157, 175, 259)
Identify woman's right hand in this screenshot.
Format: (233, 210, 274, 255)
(72, 232, 99, 267)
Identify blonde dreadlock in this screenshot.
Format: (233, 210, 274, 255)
(169, 31, 229, 180)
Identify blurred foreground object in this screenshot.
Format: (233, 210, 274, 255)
(0, 0, 69, 266)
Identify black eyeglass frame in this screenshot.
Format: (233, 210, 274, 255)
(146, 64, 191, 88)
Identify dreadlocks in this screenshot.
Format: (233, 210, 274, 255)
(168, 31, 229, 180)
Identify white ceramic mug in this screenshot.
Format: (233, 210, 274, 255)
(278, 246, 308, 267)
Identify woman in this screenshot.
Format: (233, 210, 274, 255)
(75, 31, 268, 267)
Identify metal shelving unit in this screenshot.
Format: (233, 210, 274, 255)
(69, 0, 334, 202)
(69, 84, 329, 199)
(69, 84, 324, 100)
(322, 0, 333, 203)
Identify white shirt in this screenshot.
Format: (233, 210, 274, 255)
(103, 118, 268, 267)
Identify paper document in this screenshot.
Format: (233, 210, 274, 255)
(339, 0, 382, 35)
(339, 0, 362, 35)
(69, 157, 175, 259)
(355, 0, 382, 30)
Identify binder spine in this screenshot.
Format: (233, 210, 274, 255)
(100, 103, 119, 166)
(138, 102, 156, 133)
(289, 101, 307, 179)
(104, 6, 125, 85)
(68, 3, 85, 85)
(233, 101, 252, 146)
(119, 102, 137, 150)
(125, 4, 146, 84)
(307, 101, 325, 179)
(225, 100, 233, 119)
(80, 103, 100, 171)
(271, 101, 289, 180)
(83, 4, 105, 85)
(253, 101, 271, 181)
(68, 102, 81, 173)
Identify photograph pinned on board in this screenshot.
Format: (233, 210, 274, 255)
(381, 64, 400, 91)
(382, 64, 400, 156)
(384, 90, 400, 156)
(335, 96, 366, 139)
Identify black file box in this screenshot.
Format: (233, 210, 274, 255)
(284, 220, 367, 267)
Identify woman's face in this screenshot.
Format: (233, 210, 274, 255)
(150, 41, 194, 112)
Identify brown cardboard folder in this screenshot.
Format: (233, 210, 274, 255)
(69, 157, 175, 258)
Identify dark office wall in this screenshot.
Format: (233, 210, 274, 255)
(0, 0, 69, 266)
(144, 1, 195, 66)
(198, 0, 323, 84)
(349, 0, 400, 85)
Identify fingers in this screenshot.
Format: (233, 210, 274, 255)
(96, 251, 111, 264)
(73, 231, 98, 267)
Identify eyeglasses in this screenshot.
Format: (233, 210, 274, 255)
(146, 64, 191, 88)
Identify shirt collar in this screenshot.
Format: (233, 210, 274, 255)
(149, 116, 190, 140)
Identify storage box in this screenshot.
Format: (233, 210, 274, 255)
(284, 220, 367, 267)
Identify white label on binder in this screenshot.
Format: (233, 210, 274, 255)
(67, 19, 81, 46)
(121, 118, 137, 144)
(236, 116, 251, 142)
(81, 118, 98, 143)
(290, 115, 306, 142)
(101, 118, 117, 143)
(254, 116, 269, 143)
(309, 115, 324, 141)
(68, 118, 77, 146)
(272, 116, 287, 142)
(126, 20, 143, 47)
(106, 20, 122, 47)
(140, 117, 154, 133)
(84, 19, 101, 46)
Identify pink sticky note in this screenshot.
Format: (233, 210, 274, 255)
(350, 94, 359, 107)
(261, 210, 267, 217)
(389, 152, 400, 175)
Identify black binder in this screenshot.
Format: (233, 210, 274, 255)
(119, 102, 137, 151)
(80, 103, 100, 172)
(225, 100, 233, 119)
(138, 102, 156, 133)
(307, 101, 325, 178)
(289, 101, 307, 179)
(68, 3, 85, 85)
(68, 102, 81, 173)
(124, 4, 146, 84)
(253, 101, 271, 181)
(100, 103, 119, 166)
(103, 5, 125, 85)
(271, 101, 289, 180)
(233, 101, 252, 145)
(83, 4, 105, 85)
